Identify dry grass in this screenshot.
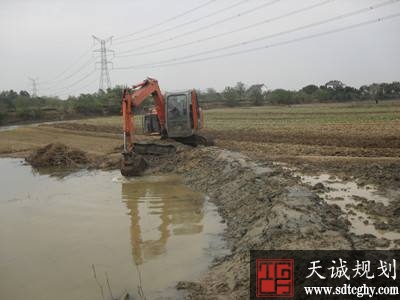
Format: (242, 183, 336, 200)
(0, 126, 121, 157)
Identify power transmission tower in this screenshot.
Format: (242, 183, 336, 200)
(28, 77, 39, 97)
(92, 36, 114, 91)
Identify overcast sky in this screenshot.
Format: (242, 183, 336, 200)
(0, 0, 399, 98)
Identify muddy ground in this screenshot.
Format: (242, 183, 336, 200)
(143, 146, 399, 299)
(0, 102, 399, 299)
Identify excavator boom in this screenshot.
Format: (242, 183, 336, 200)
(122, 78, 165, 153)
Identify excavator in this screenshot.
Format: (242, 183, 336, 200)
(120, 77, 211, 177)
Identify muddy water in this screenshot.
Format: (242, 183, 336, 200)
(299, 173, 400, 247)
(0, 158, 227, 300)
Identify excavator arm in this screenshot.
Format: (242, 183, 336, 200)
(122, 78, 166, 153)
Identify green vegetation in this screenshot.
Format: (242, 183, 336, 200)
(199, 80, 400, 107)
(0, 87, 125, 125)
(0, 80, 399, 126)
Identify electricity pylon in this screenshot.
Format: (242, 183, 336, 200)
(93, 36, 114, 91)
(28, 77, 39, 97)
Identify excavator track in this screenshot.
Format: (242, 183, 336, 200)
(133, 141, 176, 155)
(173, 134, 214, 147)
(120, 135, 213, 177)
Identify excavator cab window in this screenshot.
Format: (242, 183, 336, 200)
(167, 95, 187, 117)
(166, 93, 192, 138)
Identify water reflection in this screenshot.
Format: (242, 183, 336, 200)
(0, 159, 227, 300)
(121, 177, 204, 265)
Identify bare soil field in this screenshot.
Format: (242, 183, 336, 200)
(202, 101, 400, 190)
(1, 100, 399, 299)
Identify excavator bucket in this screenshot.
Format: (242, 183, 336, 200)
(120, 143, 177, 177)
(120, 152, 148, 177)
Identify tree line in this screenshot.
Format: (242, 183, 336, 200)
(0, 87, 124, 125)
(198, 80, 400, 107)
(0, 80, 399, 125)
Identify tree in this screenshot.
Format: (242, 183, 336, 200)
(314, 88, 333, 102)
(249, 88, 264, 106)
(325, 80, 345, 90)
(359, 85, 370, 99)
(200, 88, 221, 102)
(269, 89, 293, 104)
(235, 82, 246, 101)
(388, 82, 400, 94)
(222, 86, 239, 106)
(0, 112, 6, 124)
(0, 91, 16, 112)
(301, 84, 319, 95)
(19, 90, 30, 97)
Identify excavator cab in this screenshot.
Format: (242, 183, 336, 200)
(143, 90, 203, 140)
(166, 91, 197, 137)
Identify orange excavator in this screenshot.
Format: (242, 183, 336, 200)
(120, 77, 211, 176)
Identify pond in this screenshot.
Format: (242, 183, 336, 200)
(0, 158, 227, 299)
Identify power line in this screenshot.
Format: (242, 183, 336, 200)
(116, 0, 334, 58)
(117, 0, 282, 53)
(40, 46, 93, 84)
(114, 12, 400, 70)
(56, 76, 99, 98)
(93, 36, 114, 90)
(70, 76, 99, 94)
(43, 69, 97, 95)
(114, 0, 217, 41)
(39, 37, 110, 94)
(39, 57, 95, 89)
(115, 0, 400, 69)
(114, 0, 255, 46)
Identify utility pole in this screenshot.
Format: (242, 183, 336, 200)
(28, 77, 39, 97)
(92, 36, 114, 91)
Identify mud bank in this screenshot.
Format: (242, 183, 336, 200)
(23, 143, 399, 299)
(141, 147, 398, 299)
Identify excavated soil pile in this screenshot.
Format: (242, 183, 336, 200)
(26, 143, 89, 168)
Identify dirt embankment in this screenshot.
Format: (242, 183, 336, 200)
(155, 147, 398, 299)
